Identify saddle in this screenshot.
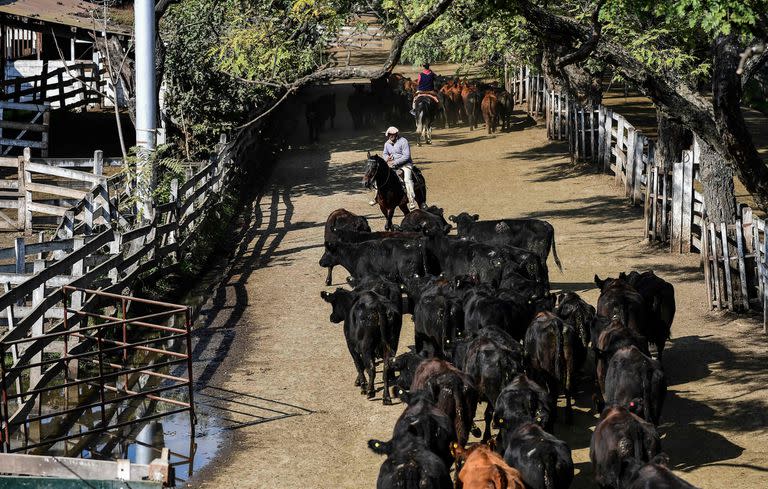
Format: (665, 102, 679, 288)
(395, 166, 426, 193)
(414, 91, 440, 106)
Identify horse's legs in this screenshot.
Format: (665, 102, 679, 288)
(399, 203, 410, 216)
(387, 207, 397, 230)
(380, 202, 392, 231)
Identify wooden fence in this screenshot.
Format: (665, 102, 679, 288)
(0, 133, 235, 417)
(1, 62, 104, 111)
(0, 101, 50, 157)
(0, 149, 123, 232)
(504, 66, 546, 117)
(512, 66, 768, 327)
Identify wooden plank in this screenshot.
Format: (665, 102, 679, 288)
(25, 182, 87, 200)
(579, 109, 586, 161)
(0, 199, 20, 209)
(735, 220, 750, 310)
(632, 135, 645, 204)
(0, 138, 45, 149)
(0, 120, 47, 132)
(25, 161, 104, 184)
(603, 109, 613, 173)
(661, 164, 668, 241)
(681, 150, 694, 252)
(0, 180, 19, 190)
(669, 163, 683, 253)
(702, 220, 713, 308)
(0, 453, 153, 483)
(27, 201, 69, 216)
(643, 156, 652, 239)
(615, 117, 626, 183)
(650, 167, 658, 240)
(720, 222, 734, 310)
(0, 101, 48, 112)
(709, 222, 722, 309)
(0, 229, 114, 318)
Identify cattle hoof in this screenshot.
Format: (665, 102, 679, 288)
(383, 397, 393, 406)
(367, 390, 375, 399)
(325, 278, 332, 286)
(471, 425, 482, 438)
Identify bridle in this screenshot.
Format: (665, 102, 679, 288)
(367, 156, 392, 189)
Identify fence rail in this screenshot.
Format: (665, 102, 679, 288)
(0, 133, 236, 455)
(1, 62, 105, 111)
(511, 65, 768, 329)
(0, 101, 50, 158)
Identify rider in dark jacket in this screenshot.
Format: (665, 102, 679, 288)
(410, 63, 438, 115)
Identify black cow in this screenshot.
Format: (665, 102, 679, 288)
(319, 238, 425, 285)
(355, 275, 404, 314)
(320, 289, 401, 404)
(369, 434, 453, 489)
(524, 311, 580, 422)
(369, 390, 457, 467)
(595, 275, 667, 358)
(500, 422, 574, 489)
(399, 206, 452, 236)
(623, 271, 676, 360)
(461, 287, 533, 340)
(410, 358, 480, 445)
(556, 291, 596, 349)
(414, 289, 464, 358)
(448, 212, 563, 273)
(590, 406, 661, 489)
(605, 346, 667, 424)
(390, 350, 427, 398)
(463, 334, 524, 441)
(305, 93, 336, 142)
(592, 320, 650, 413)
(620, 456, 700, 489)
(323, 209, 371, 285)
(494, 373, 553, 450)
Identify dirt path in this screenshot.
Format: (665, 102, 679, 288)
(193, 84, 768, 488)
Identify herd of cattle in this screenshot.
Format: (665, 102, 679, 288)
(319, 206, 697, 489)
(305, 73, 516, 142)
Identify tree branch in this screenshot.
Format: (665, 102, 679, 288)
(234, 0, 455, 130)
(737, 41, 767, 83)
(556, 0, 605, 69)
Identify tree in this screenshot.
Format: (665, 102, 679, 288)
(503, 0, 768, 222)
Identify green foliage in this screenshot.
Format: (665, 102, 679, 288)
(117, 145, 185, 219)
(395, 0, 538, 79)
(163, 0, 275, 152)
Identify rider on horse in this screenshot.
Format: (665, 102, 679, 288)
(410, 63, 439, 116)
(382, 126, 419, 210)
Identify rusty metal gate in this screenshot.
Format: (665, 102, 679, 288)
(0, 286, 195, 471)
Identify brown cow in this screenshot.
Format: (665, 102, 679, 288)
(461, 83, 481, 130)
(481, 90, 500, 134)
(410, 358, 480, 445)
(453, 443, 526, 489)
(323, 209, 371, 285)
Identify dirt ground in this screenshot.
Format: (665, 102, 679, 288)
(189, 83, 768, 489)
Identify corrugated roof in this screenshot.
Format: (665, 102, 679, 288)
(0, 0, 132, 35)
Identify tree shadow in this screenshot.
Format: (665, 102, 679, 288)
(505, 140, 570, 162)
(526, 160, 600, 183)
(520, 196, 643, 226)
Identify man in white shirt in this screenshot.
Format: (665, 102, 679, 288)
(382, 126, 418, 210)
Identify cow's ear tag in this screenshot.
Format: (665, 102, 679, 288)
(374, 442, 380, 447)
(498, 418, 504, 424)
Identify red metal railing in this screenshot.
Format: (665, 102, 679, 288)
(0, 286, 196, 458)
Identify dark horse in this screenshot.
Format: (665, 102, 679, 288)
(414, 95, 439, 146)
(363, 153, 427, 230)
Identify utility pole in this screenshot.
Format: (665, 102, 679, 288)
(135, 0, 156, 221)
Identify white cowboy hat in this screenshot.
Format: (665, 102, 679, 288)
(384, 126, 399, 135)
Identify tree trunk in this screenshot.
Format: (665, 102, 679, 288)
(698, 136, 737, 224)
(654, 110, 691, 171)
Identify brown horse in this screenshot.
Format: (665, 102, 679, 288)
(363, 153, 427, 230)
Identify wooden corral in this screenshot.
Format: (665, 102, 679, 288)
(511, 66, 768, 326)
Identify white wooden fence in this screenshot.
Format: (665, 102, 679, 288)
(0, 133, 235, 393)
(513, 66, 768, 327)
(0, 101, 51, 157)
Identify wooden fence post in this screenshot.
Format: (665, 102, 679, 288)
(68, 236, 85, 380)
(84, 193, 94, 236)
(602, 109, 613, 173)
(681, 150, 694, 253)
(30, 259, 45, 389)
(22, 147, 32, 233)
(169, 178, 179, 263)
(108, 233, 122, 285)
(632, 134, 645, 204)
